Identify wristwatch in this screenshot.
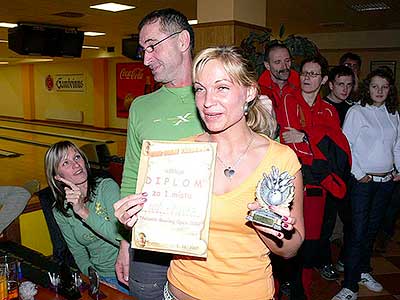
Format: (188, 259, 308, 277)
(302, 133, 309, 143)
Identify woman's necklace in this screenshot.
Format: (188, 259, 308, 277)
(214, 133, 255, 178)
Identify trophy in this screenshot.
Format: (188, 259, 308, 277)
(246, 166, 295, 231)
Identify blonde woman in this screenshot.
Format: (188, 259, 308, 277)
(114, 46, 304, 299)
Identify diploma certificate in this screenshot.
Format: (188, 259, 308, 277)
(132, 140, 216, 257)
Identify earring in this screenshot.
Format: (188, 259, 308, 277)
(243, 102, 249, 116)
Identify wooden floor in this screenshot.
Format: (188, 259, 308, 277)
(309, 223, 400, 300)
(0, 117, 127, 188)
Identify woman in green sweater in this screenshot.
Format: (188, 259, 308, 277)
(45, 141, 128, 294)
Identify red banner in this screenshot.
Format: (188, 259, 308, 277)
(116, 62, 157, 118)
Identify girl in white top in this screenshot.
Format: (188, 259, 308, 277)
(333, 68, 400, 300)
(343, 70, 400, 181)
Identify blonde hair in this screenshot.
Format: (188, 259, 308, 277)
(192, 46, 277, 138)
(44, 141, 94, 216)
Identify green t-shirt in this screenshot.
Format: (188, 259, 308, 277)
(121, 85, 204, 197)
(53, 178, 121, 277)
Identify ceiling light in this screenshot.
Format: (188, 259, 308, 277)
(0, 22, 18, 28)
(350, 2, 391, 12)
(90, 2, 136, 12)
(188, 19, 198, 25)
(0, 39, 8, 43)
(0, 62, 9, 65)
(82, 45, 100, 49)
(84, 31, 106, 36)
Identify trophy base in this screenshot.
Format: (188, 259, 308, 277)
(246, 209, 283, 231)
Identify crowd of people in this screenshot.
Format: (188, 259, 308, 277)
(257, 40, 399, 300)
(42, 7, 400, 300)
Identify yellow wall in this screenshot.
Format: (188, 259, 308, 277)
(0, 65, 23, 117)
(304, 29, 400, 50)
(321, 48, 400, 91)
(198, 0, 266, 27)
(22, 64, 35, 120)
(197, 0, 234, 23)
(233, 0, 266, 27)
(0, 57, 133, 130)
(34, 60, 95, 124)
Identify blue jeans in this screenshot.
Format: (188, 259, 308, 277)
(128, 247, 170, 300)
(100, 275, 129, 295)
(380, 181, 400, 238)
(343, 178, 395, 292)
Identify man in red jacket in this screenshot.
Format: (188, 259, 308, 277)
(258, 42, 300, 110)
(258, 42, 302, 300)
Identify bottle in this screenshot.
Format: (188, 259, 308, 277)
(4, 257, 19, 300)
(0, 255, 19, 300)
(0, 271, 7, 300)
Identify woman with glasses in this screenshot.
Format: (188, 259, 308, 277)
(333, 68, 400, 300)
(275, 55, 351, 299)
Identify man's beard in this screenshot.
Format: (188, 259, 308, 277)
(272, 69, 290, 81)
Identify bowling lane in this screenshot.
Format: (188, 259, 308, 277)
(0, 123, 126, 157)
(0, 120, 127, 188)
(0, 139, 48, 187)
(0, 119, 126, 143)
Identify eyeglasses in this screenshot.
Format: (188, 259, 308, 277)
(300, 71, 322, 78)
(138, 31, 182, 59)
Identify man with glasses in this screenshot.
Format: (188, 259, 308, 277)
(113, 8, 203, 300)
(258, 42, 300, 110)
(276, 55, 351, 300)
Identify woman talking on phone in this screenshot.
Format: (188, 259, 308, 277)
(44, 141, 128, 294)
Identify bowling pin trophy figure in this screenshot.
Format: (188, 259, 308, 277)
(247, 166, 295, 231)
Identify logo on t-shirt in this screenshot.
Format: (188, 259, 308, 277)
(153, 112, 195, 126)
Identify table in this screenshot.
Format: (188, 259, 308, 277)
(34, 280, 135, 300)
(0, 241, 135, 300)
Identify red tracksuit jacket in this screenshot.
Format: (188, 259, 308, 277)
(258, 69, 300, 111)
(276, 91, 352, 239)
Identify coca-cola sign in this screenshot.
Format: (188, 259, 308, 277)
(119, 67, 144, 80)
(116, 62, 155, 118)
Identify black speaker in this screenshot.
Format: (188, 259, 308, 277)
(8, 24, 84, 58)
(122, 34, 141, 60)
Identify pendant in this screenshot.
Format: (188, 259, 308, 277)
(224, 168, 235, 178)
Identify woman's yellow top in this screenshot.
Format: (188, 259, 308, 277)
(168, 137, 301, 300)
